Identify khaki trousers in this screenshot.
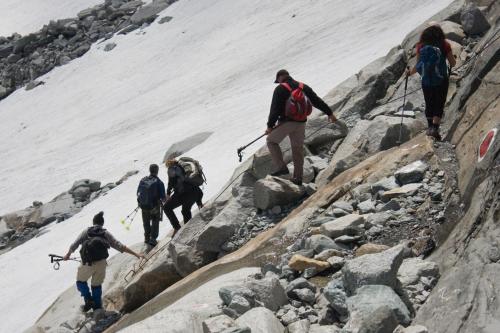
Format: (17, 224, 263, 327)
(266, 121, 306, 180)
(76, 259, 107, 286)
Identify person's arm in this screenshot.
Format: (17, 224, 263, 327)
(266, 86, 287, 132)
(106, 231, 144, 259)
(63, 231, 86, 260)
(123, 246, 144, 259)
(166, 171, 174, 197)
(304, 85, 332, 116)
(158, 180, 166, 203)
(304, 85, 336, 122)
(447, 50, 456, 68)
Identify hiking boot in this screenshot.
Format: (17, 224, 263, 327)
(148, 239, 158, 247)
(292, 178, 303, 186)
(81, 298, 95, 312)
(426, 128, 433, 136)
(430, 127, 442, 141)
(271, 167, 289, 177)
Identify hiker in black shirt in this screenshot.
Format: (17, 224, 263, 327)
(163, 159, 203, 236)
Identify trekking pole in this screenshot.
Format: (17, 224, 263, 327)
(237, 133, 267, 162)
(120, 206, 140, 231)
(397, 67, 410, 145)
(237, 123, 285, 162)
(49, 254, 80, 270)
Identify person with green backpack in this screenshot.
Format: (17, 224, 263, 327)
(163, 157, 205, 236)
(406, 24, 456, 141)
(63, 211, 144, 312)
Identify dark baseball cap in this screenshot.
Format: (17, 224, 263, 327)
(274, 69, 289, 83)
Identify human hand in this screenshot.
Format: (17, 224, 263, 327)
(265, 128, 273, 135)
(63, 253, 70, 261)
(328, 114, 337, 123)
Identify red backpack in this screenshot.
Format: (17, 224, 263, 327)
(281, 82, 313, 121)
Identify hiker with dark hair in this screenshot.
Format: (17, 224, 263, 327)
(137, 164, 166, 246)
(63, 211, 143, 312)
(266, 69, 337, 185)
(407, 24, 456, 141)
(163, 158, 204, 236)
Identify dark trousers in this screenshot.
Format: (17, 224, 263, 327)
(163, 188, 203, 230)
(422, 80, 449, 126)
(142, 206, 161, 242)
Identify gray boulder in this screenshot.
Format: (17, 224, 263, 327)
(285, 278, 317, 299)
(397, 258, 439, 288)
(244, 276, 287, 311)
(254, 176, 305, 210)
(323, 282, 348, 319)
(202, 315, 237, 333)
(330, 201, 354, 213)
(304, 116, 348, 151)
(346, 285, 411, 330)
(394, 160, 428, 185)
(306, 156, 329, 174)
(319, 214, 365, 239)
(460, 4, 490, 36)
(309, 324, 341, 333)
(317, 116, 424, 186)
(343, 245, 410, 294)
(305, 235, 347, 254)
(219, 285, 256, 308)
(394, 325, 428, 333)
(130, 0, 170, 24)
(236, 307, 285, 333)
(287, 319, 311, 333)
(357, 305, 400, 333)
(357, 200, 376, 214)
(371, 176, 399, 193)
(440, 20, 466, 44)
(380, 183, 422, 201)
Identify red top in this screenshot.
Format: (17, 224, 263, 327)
(416, 41, 452, 56)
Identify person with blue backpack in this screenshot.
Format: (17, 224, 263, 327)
(407, 24, 456, 141)
(137, 164, 166, 246)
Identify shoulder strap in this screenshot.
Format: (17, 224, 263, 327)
(298, 82, 304, 89)
(280, 83, 292, 92)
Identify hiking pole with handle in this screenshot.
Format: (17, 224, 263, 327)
(237, 123, 284, 162)
(397, 67, 410, 145)
(237, 133, 267, 162)
(120, 206, 140, 231)
(49, 254, 80, 270)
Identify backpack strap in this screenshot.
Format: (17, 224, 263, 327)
(298, 82, 304, 90)
(280, 83, 292, 92)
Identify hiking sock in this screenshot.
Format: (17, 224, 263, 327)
(91, 285, 103, 309)
(76, 281, 91, 299)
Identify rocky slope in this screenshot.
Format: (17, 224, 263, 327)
(25, 0, 499, 332)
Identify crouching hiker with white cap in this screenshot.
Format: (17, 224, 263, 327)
(63, 211, 144, 312)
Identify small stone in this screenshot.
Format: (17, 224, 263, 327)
(159, 16, 173, 24)
(104, 42, 117, 52)
(358, 200, 376, 214)
(381, 183, 423, 201)
(295, 288, 316, 304)
(355, 243, 390, 257)
(379, 199, 401, 211)
(314, 249, 345, 261)
(281, 310, 299, 325)
(395, 160, 429, 185)
(326, 256, 345, 271)
(271, 206, 282, 215)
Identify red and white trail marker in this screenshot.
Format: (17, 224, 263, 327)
(478, 128, 498, 163)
